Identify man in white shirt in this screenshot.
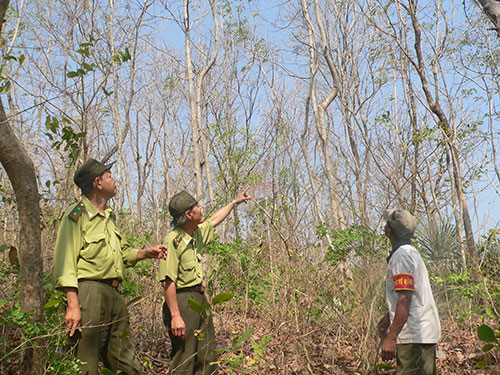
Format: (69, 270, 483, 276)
(377, 209, 440, 375)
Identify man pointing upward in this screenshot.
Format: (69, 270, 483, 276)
(159, 187, 252, 375)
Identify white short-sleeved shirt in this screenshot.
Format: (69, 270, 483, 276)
(386, 243, 441, 344)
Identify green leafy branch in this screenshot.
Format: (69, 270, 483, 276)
(187, 291, 270, 373)
(66, 36, 131, 86)
(188, 292, 234, 318)
(0, 36, 25, 95)
(478, 324, 500, 352)
(477, 323, 500, 367)
(44, 116, 86, 164)
(216, 329, 271, 374)
(66, 38, 97, 78)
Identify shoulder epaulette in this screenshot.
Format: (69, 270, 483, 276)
(68, 201, 85, 222)
(173, 233, 183, 249)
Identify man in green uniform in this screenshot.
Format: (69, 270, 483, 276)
(159, 188, 252, 375)
(54, 158, 167, 375)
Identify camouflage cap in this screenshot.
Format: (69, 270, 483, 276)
(169, 191, 198, 218)
(74, 158, 115, 188)
(383, 209, 417, 240)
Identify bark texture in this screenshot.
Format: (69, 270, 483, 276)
(0, 1, 44, 373)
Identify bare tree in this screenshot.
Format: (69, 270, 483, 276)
(299, 0, 345, 229)
(180, 0, 219, 204)
(404, 0, 478, 265)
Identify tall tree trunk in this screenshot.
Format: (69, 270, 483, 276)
(184, 0, 203, 200)
(0, 3, 44, 373)
(301, 96, 333, 248)
(300, 0, 345, 229)
(195, 0, 218, 207)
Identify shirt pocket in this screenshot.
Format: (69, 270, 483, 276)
(178, 259, 199, 285)
(81, 232, 107, 260)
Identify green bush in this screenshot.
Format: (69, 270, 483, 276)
(205, 240, 271, 308)
(0, 270, 82, 374)
(317, 224, 386, 267)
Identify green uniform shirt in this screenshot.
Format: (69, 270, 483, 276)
(54, 196, 139, 289)
(158, 220, 215, 288)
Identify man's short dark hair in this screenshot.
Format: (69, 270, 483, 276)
(80, 174, 103, 197)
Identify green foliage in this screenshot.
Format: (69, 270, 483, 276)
(124, 231, 153, 249)
(417, 220, 462, 272)
(67, 38, 98, 78)
(0, 37, 25, 95)
(375, 110, 392, 127)
(411, 126, 437, 144)
(432, 268, 500, 324)
(217, 328, 271, 374)
(188, 292, 234, 319)
(477, 324, 500, 367)
(375, 363, 397, 369)
(188, 298, 203, 315)
(478, 324, 497, 344)
(112, 47, 131, 64)
(433, 271, 478, 298)
(121, 263, 150, 298)
(118, 231, 156, 298)
(479, 228, 500, 276)
(205, 240, 270, 307)
(44, 116, 87, 164)
(0, 270, 83, 374)
(424, 223, 500, 324)
(185, 287, 269, 373)
(317, 224, 385, 267)
(212, 292, 234, 305)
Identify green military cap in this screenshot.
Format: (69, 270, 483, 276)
(74, 158, 115, 188)
(169, 191, 198, 218)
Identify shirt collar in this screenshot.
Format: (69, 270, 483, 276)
(82, 196, 110, 220)
(175, 226, 194, 244)
(386, 240, 412, 263)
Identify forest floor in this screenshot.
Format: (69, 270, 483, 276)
(138, 310, 499, 375)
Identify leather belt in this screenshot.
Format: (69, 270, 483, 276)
(79, 278, 120, 288)
(177, 284, 204, 293)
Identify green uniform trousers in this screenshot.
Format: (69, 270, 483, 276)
(396, 343, 436, 375)
(162, 291, 218, 375)
(76, 280, 142, 375)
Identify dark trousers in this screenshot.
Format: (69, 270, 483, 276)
(163, 291, 218, 375)
(396, 343, 437, 375)
(76, 280, 142, 375)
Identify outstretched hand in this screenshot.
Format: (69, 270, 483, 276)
(209, 186, 253, 227)
(147, 244, 168, 259)
(234, 186, 252, 205)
